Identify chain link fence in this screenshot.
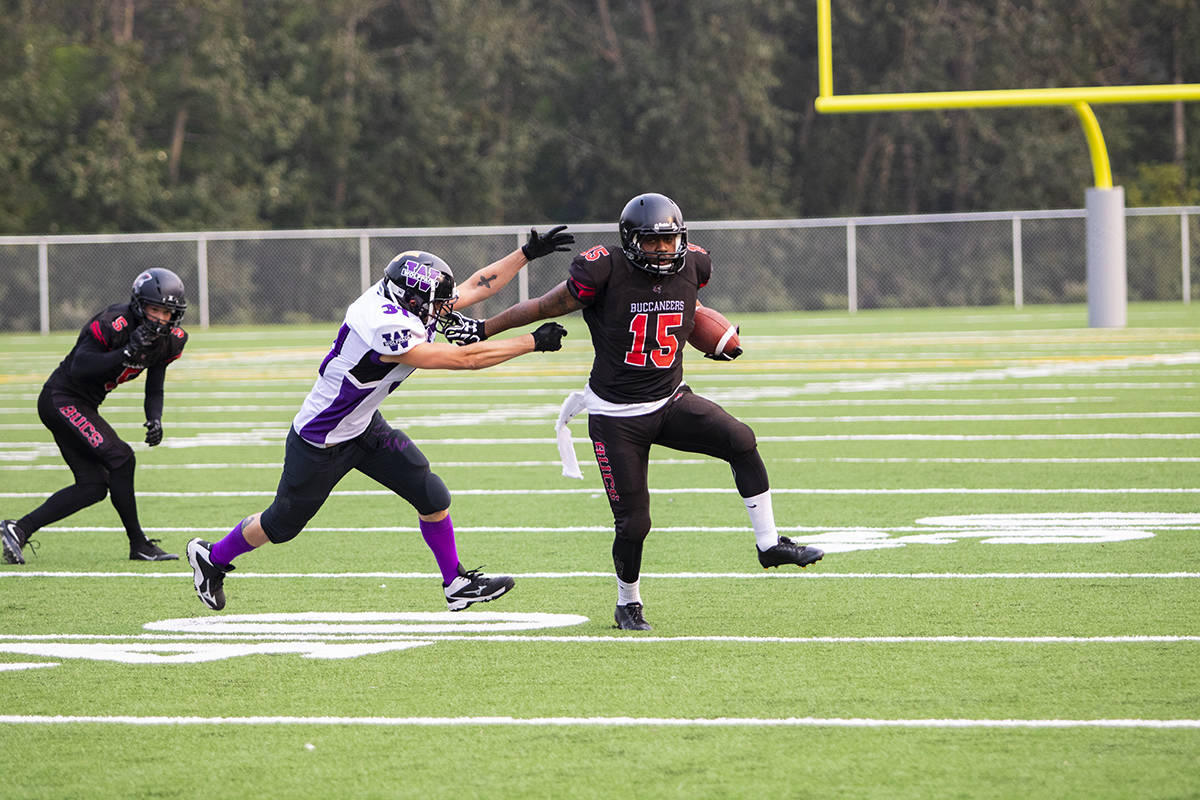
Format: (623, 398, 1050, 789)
(1, 208, 1195, 333)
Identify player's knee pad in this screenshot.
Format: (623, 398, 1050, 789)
(259, 499, 307, 544)
(110, 453, 135, 476)
(615, 507, 652, 543)
(727, 420, 757, 456)
(107, 443, 136, 472)
(414, 472, 451, 517)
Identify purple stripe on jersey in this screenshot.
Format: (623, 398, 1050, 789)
(297, 377, 374, 444)
(317, 324, 352, 376)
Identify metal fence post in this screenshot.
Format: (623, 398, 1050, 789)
(197, 237, 210, 329)
(846, 221, 857, 313)
(517, 232, 529, 303)
(38, 239, 49, 334)
(1012, 216, 1023, 309)
(360, 234, 371, 293)
(1183, 213, 1191, 304)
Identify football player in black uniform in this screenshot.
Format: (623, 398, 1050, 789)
(1, 268, 189, 565)
(442, 193, 824, 630)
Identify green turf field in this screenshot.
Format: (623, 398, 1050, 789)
(1, 303, 1198, 799)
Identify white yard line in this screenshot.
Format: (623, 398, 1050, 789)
(4, 487, 1198, 498)
(5, 411, 1200, 431)
(2, 571, 1198, 580)
(0, 714, 1196, 729)
(4, 456, 1196, 471)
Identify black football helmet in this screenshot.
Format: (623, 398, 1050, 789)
(619, 193, 688, 276)
(130, 268, 187, 333)
(382, 251, 457, 325)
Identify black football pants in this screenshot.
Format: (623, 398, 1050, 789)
(18, 385, 143, 542)
(586, 386, 768, 583)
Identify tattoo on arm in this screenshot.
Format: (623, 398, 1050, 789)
(486, 283, 582, 336)
(537, 286, 582, 317)
(475, 273, 496, 289)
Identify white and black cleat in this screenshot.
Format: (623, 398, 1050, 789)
(444, 564, 514, 611)
(1, 519, 27, 565)
(186, 538, 234, 610)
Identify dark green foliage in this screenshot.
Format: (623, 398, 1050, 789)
(1, 0, 1198, 234)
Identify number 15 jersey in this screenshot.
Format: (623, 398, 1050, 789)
(566, 243, 712, 404)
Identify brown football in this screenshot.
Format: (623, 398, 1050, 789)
(688, 305, 740, 356)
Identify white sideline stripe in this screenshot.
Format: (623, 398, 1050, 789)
(0, 396, 1119, 413)
(20, 522, 1200, 534)
(4, 433, 1200, 452)
(3, 571, 1198, 580)
(0, 715, 1196, 729)
(2, 411, 1199, 431)
(5, 487, 1198, 498)
(3, 633, 1198, 644)
(0, 382, 1196, 403)
(2, 634, 1199, 645)
(12, 411, 1200, 432)
(4, 456, 1199, 471)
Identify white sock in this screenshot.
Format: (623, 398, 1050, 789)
(744, 490, 780, 551)
(617, 577, 642, 606)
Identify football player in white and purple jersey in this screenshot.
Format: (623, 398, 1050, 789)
(186, 227, 573, 612)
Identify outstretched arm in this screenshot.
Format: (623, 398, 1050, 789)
(483, 282, 584, 337)
(381, 323, 567, 370)
(455, 226, 575, 310)
(454, 249, 527, 311)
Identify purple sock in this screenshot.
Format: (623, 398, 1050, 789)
(211, 517, 257, 566)
(420, 516, 460, 585)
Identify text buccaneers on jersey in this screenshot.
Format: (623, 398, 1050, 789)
(566, 242, 712, 404)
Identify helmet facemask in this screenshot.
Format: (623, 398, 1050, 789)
(619, 193, 689, 276)
(627, 231, 687, 275)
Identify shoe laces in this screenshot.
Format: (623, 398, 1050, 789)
(459, 565, 486, 581)
(143, 538, 165, 551)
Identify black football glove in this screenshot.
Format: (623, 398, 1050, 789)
(703, 325, 741, 361)
(440, 311, 488, 346)
(143, 418, 163, 447)
(703, 346, 743, 361)
(531, 322, 568, 352)
(521, 225, 574, 260)
(122, 324, 162, 368)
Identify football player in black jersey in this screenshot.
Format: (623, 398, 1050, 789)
(441, 193, 824, 630)
(1, 268, 189, 565)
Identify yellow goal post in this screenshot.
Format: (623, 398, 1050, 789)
(813, 0, 1200, 326)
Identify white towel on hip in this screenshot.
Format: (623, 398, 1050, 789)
(554, 383, 682, 479)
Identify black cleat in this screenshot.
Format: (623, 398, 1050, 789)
(186, 538, 233, 610)
(444, 564, 514, 611)
(614, 602, 652, 631)
(130, 538, 179, 561)
(2, 519, 27, 565)
(757, 536, 824, 569)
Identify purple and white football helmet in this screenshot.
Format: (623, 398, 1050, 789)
(382, 251, 457, 324)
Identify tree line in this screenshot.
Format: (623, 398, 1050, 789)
(2, 0, 1197, 235)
